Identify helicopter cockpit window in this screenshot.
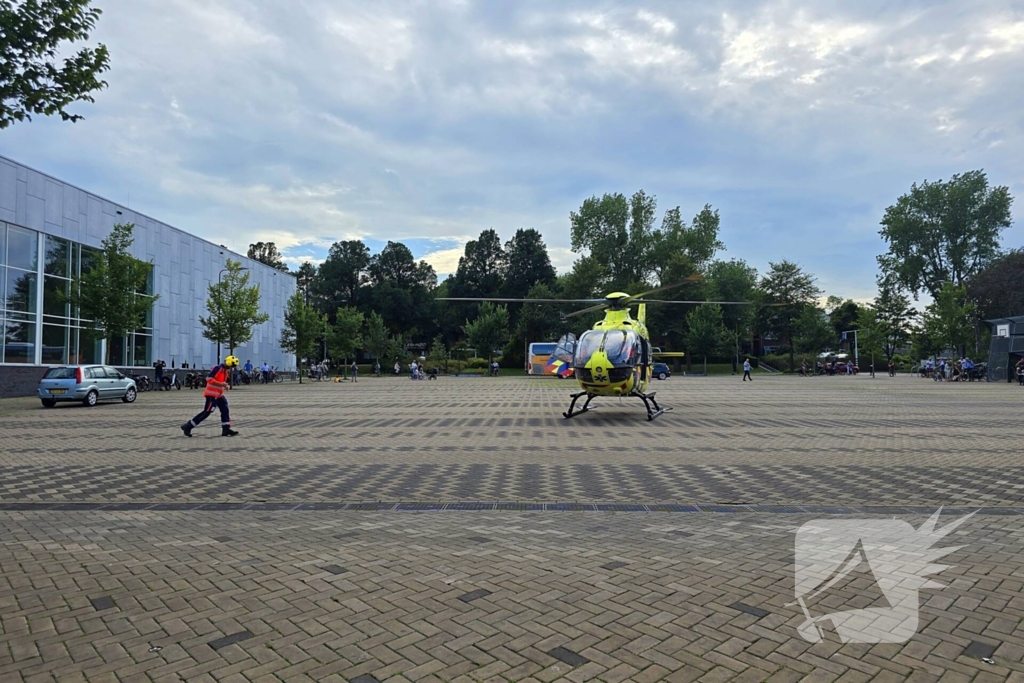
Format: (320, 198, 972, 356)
(574, 330, 604, 367)
(604, 330, 640, 366)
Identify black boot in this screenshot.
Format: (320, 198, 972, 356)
(181, 422, 193, 437)
(222, 426, 239, 437)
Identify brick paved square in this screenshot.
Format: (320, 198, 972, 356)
(2, 375, 1023, 680)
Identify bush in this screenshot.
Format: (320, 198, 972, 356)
(464, 357, 488, 369)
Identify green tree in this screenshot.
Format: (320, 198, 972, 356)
(569, 190, 654, 290)
(199, 259, 270, 360)
(464, 302, 509, 366)
(67, 223, 157, 365)
(502, 228, 556, 298)
(328, 306, 364, 364)
(856, 306, 887, 375)
(878, 170, 1013, 299)
(921, 281, 976, 356)
(280, 290, 325, 384)
(794, 306, 835, 354)
(363, 312, 391, 365)
(386, 333, 407, 366)
(313, 240, 370, 316)
(706, 259, 758, 370)
(366, 241, 437, 339)
(828, 299, 861, 343)
(295, 261, 317, 300)
(427, 334, 447, 370)
(966, 247, 1024, 320)
(451, 229, 505, 298)
(1, 0, 110, 129)
(649, 204, 724, 285)
(684, 305, 729, 369)
(757, 261, 822, 371)
(247, 242, 289, 272)
(874, 276, 917, 361)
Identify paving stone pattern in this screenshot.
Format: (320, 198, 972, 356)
(2, 376, 1023, 506)
(3, 375, 1024, 681)
(1, 509, 1023, 682)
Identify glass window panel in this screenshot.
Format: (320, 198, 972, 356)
(0, 265, 4, 304)
(7, 226, 38, 271)
(42, 324, 69, 364)
(573, 330, 604, 367)
(43, 275, 70, 317)
(76, 329, 101, 365)
(4, 269, 37, 313)
(80, 246, 99, 275)
(3, 320, 35, 363)
(110, 335, 126, 367)
(0, 223, 6, 265)
(44, 236, 70, 277)
(132, 334, 151, 367)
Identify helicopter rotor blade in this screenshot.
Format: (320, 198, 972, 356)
(632, 299, 759, 305)
(620, 276, 704, 305)
(434, 296, 606, 301)
(561, 301, 614, 319)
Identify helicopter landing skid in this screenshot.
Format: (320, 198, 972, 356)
(636, 390, 671, 421)
(563, 391, 595, 419)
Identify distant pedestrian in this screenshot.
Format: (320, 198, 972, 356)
(742, 358, 752, 381)
(350, 361, 358, 382)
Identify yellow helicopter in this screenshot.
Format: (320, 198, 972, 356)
(440, 279, 755, 421)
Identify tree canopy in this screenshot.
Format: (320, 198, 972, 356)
(67, 223, 156, 365)
(0, 0, 110, 129)
(757, 261, 822, 370)
(878, 170, 1013, 300)
(199, 259, 270, 358)
(247, 242, 289, 272)
(966, 248, 1024, 321)
(280, 290, 324, 383)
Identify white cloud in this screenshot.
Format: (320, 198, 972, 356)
(4, 0, 1022, 302)
(419, 246, 465, 275)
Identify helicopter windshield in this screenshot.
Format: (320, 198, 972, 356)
(604, 330, 640, 366)
(573, 330, 604, 367)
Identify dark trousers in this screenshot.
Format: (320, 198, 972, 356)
(190, 397, 230, 427)
(743, 370, 752, 381)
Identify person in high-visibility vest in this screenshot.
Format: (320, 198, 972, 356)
(181, 356, 240, 437)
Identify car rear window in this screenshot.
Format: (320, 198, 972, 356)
(43, 367, 76, 379)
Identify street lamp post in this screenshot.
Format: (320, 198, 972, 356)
(216, 266, 249, 367)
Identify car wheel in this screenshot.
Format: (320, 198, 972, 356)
(83, 390, 99, 407)
(122, 387, 137, 403)
(658, 372, 667, 380)
(41, 399, 57, 408)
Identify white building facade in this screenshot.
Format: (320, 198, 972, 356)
(0, 155, 295, 396)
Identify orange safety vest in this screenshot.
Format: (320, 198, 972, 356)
(203, 366, 229, 399)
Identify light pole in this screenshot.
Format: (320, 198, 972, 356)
(841, 329, 859, 368)
(217, 266, 249, 366)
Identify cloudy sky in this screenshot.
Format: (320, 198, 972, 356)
(4, 0, 1023, 300)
